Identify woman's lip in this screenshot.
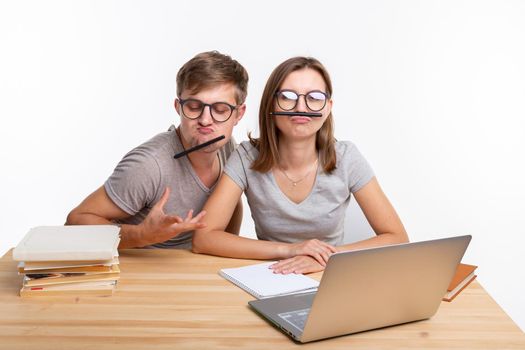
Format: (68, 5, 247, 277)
(290, 117, 312, 123)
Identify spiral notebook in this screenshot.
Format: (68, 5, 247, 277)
(219, 262, 319, 299)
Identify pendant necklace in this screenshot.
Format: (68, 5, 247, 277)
(279, 158, 318, 187)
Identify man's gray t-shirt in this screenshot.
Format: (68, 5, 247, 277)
(104, 125, 235, 249)
(224, 141, 374, 246)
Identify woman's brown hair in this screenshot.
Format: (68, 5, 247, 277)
(250, 57, 336, 173)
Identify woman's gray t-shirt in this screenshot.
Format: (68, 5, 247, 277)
(224, 141, 375, 246)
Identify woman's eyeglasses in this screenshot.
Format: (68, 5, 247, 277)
(275, 90, 329, 112)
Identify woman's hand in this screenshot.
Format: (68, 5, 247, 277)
(286, 239, 337, 266)
(270, 255, 325, 274)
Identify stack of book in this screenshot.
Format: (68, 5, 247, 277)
(13, 225, 121, 297)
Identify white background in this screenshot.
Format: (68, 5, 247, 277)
(1, 0, 524, 331)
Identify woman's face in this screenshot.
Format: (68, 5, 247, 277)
(273, 68, 332, 141)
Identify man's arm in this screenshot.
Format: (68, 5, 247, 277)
(66, 186, 206, 248)
(66, 186, 130, 225)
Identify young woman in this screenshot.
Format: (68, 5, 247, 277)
(193, 57, 408, 274)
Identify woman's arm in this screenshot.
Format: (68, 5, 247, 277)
(337, 177, 408, 251)
(271, 177, 408, 274)
(192, 175, 336, 264)
(224, 199, 243, 236)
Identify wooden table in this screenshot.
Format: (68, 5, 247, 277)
(0, 249, 523, 349)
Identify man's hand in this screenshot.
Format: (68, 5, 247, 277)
(270, 255, 324, 274)
(286, 239, 337, 266)
(138, 187, 207, 245)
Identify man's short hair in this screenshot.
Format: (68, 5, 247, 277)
(176, 51, 249, 105)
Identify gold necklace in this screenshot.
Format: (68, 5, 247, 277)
(279, 158, 318, 187)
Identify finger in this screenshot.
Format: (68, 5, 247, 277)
(269, 260, 287, 271)
(301, 245, 327, 266)
(189, 210, 206, 223)
(173, 221, 207, 233)
(184, 209, 194, 222)
(304, 242, 331, 261)
(310, 252, 326, 267)
(270, 259, 295, 274)
(320, 250, 330, 264)
(154, 187, 171, 212)
(282, 259, 306, 274)
(317, 241, 338, 253)
(315, 244, 336, 259)
(163, 215, 183, 225)
(293, 261, 323, 274)
(286, 256, 320, 274)
(275, 264, 293, 274)
(292, 261, 309, 274)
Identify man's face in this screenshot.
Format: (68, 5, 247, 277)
(175, 83, 245, 153)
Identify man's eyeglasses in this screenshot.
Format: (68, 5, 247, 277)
(275, 90, 329, 112)
(178, 98, 238, 123)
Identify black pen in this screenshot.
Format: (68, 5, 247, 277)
(174, 135, 226, 159)
(270, 112, 323, 117)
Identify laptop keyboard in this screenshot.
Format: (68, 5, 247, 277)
(278, 308, 311, 332)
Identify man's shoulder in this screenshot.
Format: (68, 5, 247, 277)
(130, 126, 179, 161)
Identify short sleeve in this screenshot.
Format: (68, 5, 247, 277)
(340, 142, 375, 193)
(224, 143, 252, 191)
(104, 148, 161, 215)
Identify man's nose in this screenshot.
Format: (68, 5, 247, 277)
(198, 105, 214, 125)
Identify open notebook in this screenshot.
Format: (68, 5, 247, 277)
(219, 262, 319, 299)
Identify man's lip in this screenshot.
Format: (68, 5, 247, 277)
(197, 127, 214, 134)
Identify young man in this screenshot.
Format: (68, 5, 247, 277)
(66, 51, 248, 249)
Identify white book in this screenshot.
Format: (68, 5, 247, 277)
(219, 262, 319, 299)
(19, 257, 119, 271)
(13, 225, 120, 262)
(20, 280, 117, 297)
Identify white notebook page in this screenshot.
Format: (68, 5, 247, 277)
(219, 262, 319, 299)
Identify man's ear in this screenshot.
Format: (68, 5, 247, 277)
(174, 99, 181, 115)
(234, 104, 246, 125)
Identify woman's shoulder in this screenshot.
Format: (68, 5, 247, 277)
(334, 140, 358, 157)
(236, 140, 260, 161)
(333, 140, 371, 168)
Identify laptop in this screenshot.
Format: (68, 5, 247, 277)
(249, 235, 471, 343)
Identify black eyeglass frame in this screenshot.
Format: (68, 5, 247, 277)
(274, 90, 330, 112)
(178, 98, 239, 123)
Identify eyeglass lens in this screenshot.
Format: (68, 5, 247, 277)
(181, 99, 234, 122)
(276, 91, 327, 111)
